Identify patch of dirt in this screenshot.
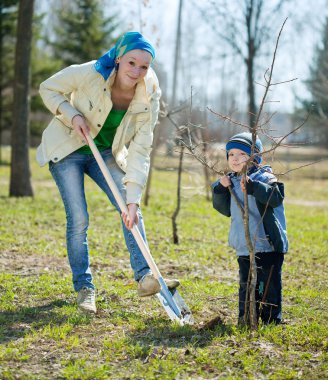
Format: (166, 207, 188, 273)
(197, 312, 228, 330)
(0, 251, 69, 275)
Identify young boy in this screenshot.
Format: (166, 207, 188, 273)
(212, 132, 288, 325)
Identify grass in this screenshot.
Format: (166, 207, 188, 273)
(0, 145, 327, 379)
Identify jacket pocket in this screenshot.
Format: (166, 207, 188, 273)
(41, 117, 81, 162)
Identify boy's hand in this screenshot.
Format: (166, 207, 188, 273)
(220, 175, 231, 188)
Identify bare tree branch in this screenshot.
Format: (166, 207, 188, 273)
(207, 108, 250, 130)
(253, 18, 288, 129)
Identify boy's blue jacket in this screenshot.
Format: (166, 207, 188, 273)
(212, 166, 288, 256)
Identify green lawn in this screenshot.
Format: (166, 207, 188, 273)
(0, 146, 327, 379)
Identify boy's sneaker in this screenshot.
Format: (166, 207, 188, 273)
(137, 274, 180, 297)
(77, 287, 96, 314)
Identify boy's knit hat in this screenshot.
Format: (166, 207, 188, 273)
(226, 132, 263, 164)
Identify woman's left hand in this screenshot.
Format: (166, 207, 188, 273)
(122, 203, 139, 230)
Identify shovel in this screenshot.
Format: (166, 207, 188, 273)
(84, 133, 193, 325)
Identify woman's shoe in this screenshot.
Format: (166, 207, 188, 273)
(137, 274, 180, 297)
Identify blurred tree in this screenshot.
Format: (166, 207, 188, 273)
(29, 10, 63, 140)
(50, 0, 119, 65)
(0, 1, 62, 148)
(305, 16, 328, 147)
(193, 0, 290, 127)
(10, 0, 34, 196)
(0, 0, 18, 162)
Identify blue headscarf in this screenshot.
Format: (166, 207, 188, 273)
(94, 31, 156, 80)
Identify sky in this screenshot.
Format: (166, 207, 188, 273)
(117, 0, 328, 114)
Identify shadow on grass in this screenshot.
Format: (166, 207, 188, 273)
(0, 299, 72, 343)
(127, 314, 234, 349)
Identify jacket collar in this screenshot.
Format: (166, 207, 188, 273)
(106, 68, 150, 112)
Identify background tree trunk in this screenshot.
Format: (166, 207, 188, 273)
(245, 2, 257, 126)
(0, 3, 3, 164)
(9, 0, 34, 197)
(171, 0, 183, 107)
(246, 53, 256, 127)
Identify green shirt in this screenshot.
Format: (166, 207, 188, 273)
(77, 108, 127, 154)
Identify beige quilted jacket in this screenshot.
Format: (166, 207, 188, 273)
(37, 61, 161, 204)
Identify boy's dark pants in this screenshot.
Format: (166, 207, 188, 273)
(237, 252, 284, 324)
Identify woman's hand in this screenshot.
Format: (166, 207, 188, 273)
(122, 203, 139, 230)
(220, 175, 231, 188)
(72, 114, 90, 141)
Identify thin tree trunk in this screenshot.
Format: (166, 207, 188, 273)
(172, 146, 184, 244)
(232, 172, 257, 329)
(242, 173, 257, 329)
(203, 158, 211, 201)
(200, 125, 210, 201)
(9, 0, 34, 197)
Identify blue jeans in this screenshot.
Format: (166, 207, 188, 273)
(49, 148, 151, 291)
(237, 252, 284, 324)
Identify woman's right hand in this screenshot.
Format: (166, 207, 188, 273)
(72, 114, 90, 141)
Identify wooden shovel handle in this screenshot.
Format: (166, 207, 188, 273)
(84, 133, 162, 279)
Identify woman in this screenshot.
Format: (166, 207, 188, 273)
(37, 32, 178, 314)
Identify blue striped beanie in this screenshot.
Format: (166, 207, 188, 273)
(226, 132, 263, 164)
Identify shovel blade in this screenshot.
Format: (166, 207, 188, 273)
(156, 278, 194, 325)
(170, 287, 194, 325)
(156, 292, 182, 324)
